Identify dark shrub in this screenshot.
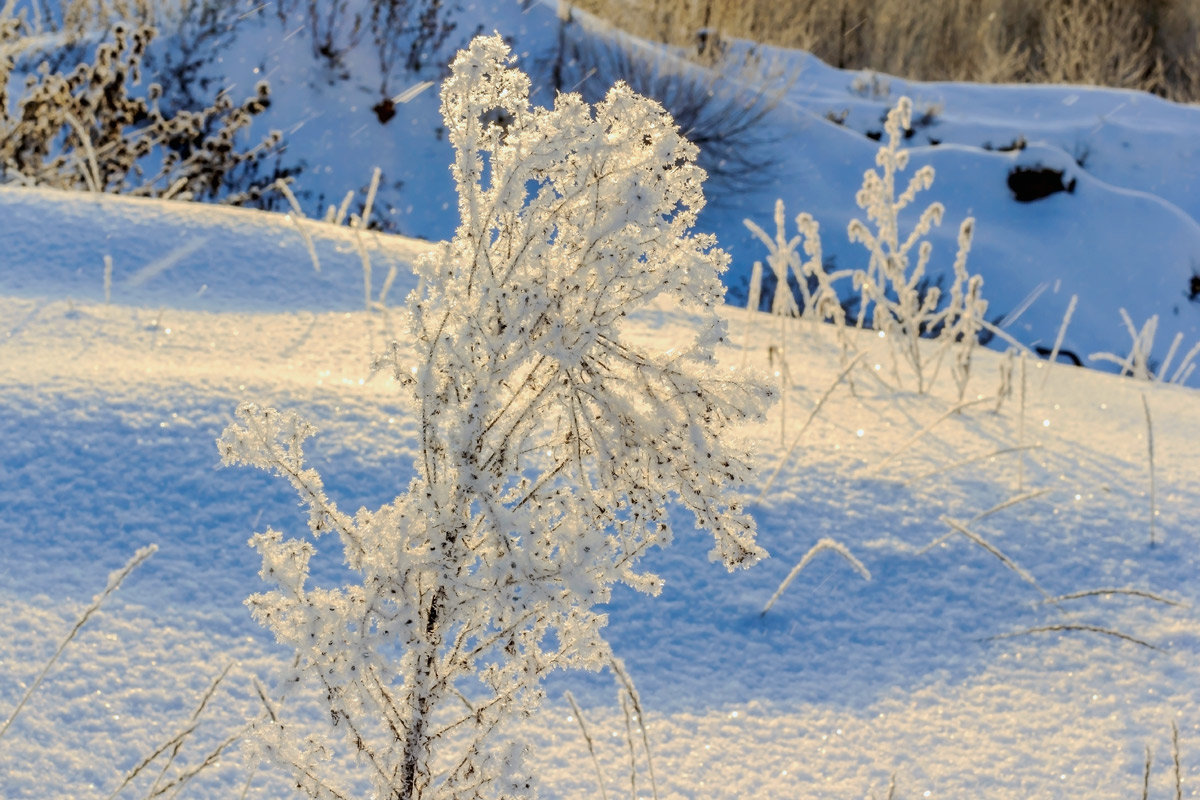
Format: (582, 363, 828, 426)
(1007, 165, 1076, 202)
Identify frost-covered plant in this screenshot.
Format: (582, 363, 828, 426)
(1089, 308, 1200, 384)
(848, 96, 985, 395)
(0, 17, 284, 204)
(219, 34, 769, 800)
(744, 100, 986, 398)
(936, 219, 987, 400)
(744, 197, 851, 325)
(744, 198, 853, 435)
(745, 199, 805, 318)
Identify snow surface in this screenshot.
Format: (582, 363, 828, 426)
(2, 2, 1200, 798)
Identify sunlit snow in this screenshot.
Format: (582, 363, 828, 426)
(1, 1, 1199, 798)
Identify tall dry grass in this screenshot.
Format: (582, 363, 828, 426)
(571, 0, 1200, 102)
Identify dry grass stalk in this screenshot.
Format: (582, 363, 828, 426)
(236, 764, 260, 800)
(916, 488, 1051, 555)
(619, 692, 638, 800)
(106, 725, 201, 800)
(868, 771, 898, 800)
(938, 516, 1053, 604)
(609, 657, 659, 800)
(1018, 352, 1027, 491)
(761, 537, 871, 615)
(275, 179, 321, 273)
(1142, 393, 1157, 546)
(1143, 743, 1153, 800)
(141, 730, 245, 798)
(972, 487, 1054, 523)
(1041, 294, 1077, 389)
(105, 662, 244, 800)
(103, 254, 113, 303)
(1172, 719, 1182, 800)
(145, 662, 236, 796)
(572, 0, 1200, 102)
(565, 691, 609, 800)
(1048, 587, 1182, 607)
(740, 261, 764, 372)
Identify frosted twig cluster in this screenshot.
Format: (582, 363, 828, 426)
(743, 199, 851, 436)
(220, 35, 769, 800)
(1088, 308, 1200, 384)
(848, 97, 986, 395)
(0, 15, 282, 203)
(744, 198, 847, 323)
(745, 98, 987, 398)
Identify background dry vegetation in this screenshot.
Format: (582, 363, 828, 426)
(571, 0, 1200, 102)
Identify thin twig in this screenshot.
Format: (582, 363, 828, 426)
(0, 545, 157, 742)
(252, 676, 278, 723)
(916, 489, 1052, 555)
(862, 395, 995, 477)
(905, 444, 1042, 485)
(1048, 588, 1182, 607)
(758, 352, 865, 501)
(986, 624, 1159, 651)
(249, 674, 352, 800)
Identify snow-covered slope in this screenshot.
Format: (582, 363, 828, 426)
(1, 182, 1198, 799)
(0, 186, 431, 310)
